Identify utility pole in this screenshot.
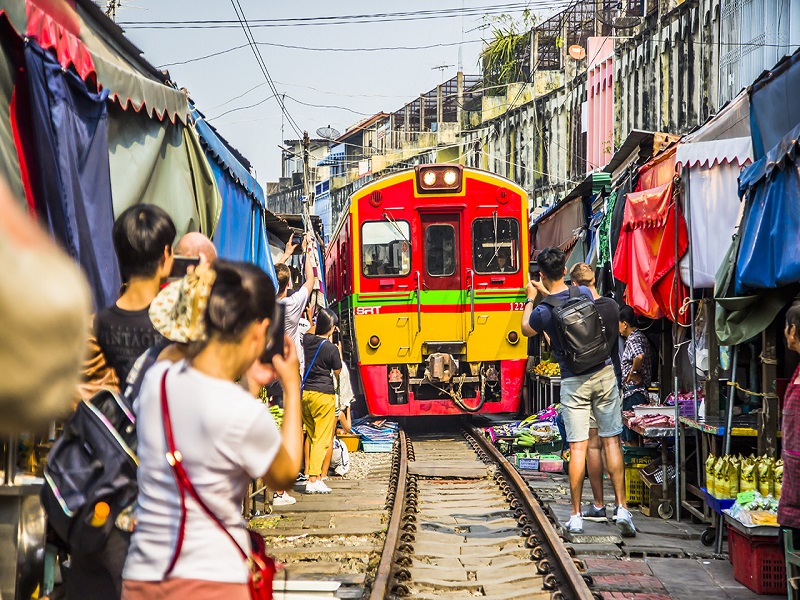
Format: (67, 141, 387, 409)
(106, 0, 118, 21)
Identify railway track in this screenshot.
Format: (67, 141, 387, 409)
(258, 424, 597, 599)
(370, 426, 597, 600)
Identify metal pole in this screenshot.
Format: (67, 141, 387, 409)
(673, 181, 681, 522)
(724, 345, 739, 456)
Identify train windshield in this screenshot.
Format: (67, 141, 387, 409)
(425, 225, 456, 277)
(472, 217, 520, 273)
(361, 221, 411, 277)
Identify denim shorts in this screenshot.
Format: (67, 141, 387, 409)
(560, 365, 623, 442)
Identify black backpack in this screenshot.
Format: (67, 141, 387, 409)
(41, 389, 138, 555)
(542, 287, 610, 375)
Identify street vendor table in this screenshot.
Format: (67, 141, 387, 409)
(622, 415, 676, 519)
(678, 415, 781, 523)
(679, 415, 782, 553)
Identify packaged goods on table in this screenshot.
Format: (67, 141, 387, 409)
(705, 454, 779, 500)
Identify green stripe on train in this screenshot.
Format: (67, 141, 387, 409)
(329, 290, 525, 309)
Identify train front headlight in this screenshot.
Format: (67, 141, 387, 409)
(415, 165, 463, 193)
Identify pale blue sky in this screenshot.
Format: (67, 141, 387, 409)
(119, 1, 556, 182)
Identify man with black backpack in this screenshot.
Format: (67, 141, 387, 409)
(522, 247, 635, 538)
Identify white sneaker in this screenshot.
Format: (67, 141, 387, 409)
(272, 492, 296, 506)
(305, 480, 331, 494)
(565, 513, 584, 534)
(616, 506, 637, 538)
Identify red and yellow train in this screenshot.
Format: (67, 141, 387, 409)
(325, 164, 529, 417)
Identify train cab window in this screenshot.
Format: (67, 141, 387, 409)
(425, 225, 456, 277)
(361, 221, 411, 277)
(473, 217, 520, 273)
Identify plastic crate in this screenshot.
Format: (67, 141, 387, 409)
(338, 434, 361, 452)
(640, 456, 677, 486)
(625, 463, 650, 506)
(623, 446, 660, 465)
(534, 440, 563, 455)
(515, 454, 540, 471)
(728, 525, 787, 595)
(362, 440, 394, 453)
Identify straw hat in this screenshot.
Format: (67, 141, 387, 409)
(149, 265, 216, 343)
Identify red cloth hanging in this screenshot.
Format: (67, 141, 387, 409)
(612, 180, 690, 325)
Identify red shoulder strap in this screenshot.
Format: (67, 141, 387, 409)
(160, 369, 248, 577)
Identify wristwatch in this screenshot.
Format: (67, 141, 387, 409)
(524, 299, 535, 306)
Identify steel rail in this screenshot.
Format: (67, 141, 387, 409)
(466, 424, 595, 600)
(369, 430, 408, 600)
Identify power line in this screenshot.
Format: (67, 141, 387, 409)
(158, 39, 484, 68)
(120, 2, 571, 29)
(228, 0, 303, 137)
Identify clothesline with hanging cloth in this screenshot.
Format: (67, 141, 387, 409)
(613, 146, 690, 325)
(675, 137, 752, 289)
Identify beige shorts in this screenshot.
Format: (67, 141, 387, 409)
(560, 365, 623, 443)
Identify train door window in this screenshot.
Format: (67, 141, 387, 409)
(361, 221, 411, 277)
(425, 225, 456, 277)
(472, 217, 520, 273)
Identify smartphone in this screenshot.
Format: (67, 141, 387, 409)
(260, 303, 285, 364)
(529, 261, 541, 281)
(170, 255, 200, 280)
(332, 328, 340, 345)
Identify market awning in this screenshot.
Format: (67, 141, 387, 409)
(531, 197, 585, 259)
(736, 120, 800, 292)
(193, 108, 265, 206)
(676, 137, 751, 289)
(3, 0, 191, 123)
(683, 89, 751, 144)
(749, 48, 800, 160)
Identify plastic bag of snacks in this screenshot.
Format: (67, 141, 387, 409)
(714, 456, 729, 498)
(728, 455, 741, 497)
(774, 459, 783, 500)
(740, 456, 757, 493)
(705, 453, 716, 496)
(757, 456, 773, 497)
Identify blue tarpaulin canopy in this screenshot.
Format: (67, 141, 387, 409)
(736, 119, 800, 293)
(749, 49, 800, 160)
(192, 107, 277, 286)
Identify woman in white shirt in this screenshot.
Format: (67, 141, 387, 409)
(122, 261, 302, 600)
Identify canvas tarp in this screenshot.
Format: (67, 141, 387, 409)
(714, 216, 796, 345)
(749, 49, 800, 160)
(531, 197, 585, 258)
(2, 0, 191, 123)
(676, 137, 752, 288)
(613, 176, 690, 324)
(0, 26, 24, 206)
(107, 105, 221, 240)
(736, 120, 800, 293)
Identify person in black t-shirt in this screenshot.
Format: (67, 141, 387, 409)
(93, 205, 176, 385)
(569, 263, 621, 523)
(301, 308, 342, 494)
(69, 204, 175, 600)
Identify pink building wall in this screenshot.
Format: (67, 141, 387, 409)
(587, 37, 615, 172)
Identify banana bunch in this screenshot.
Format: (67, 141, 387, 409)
(533, 361, 560, 377)
(269, 405, 284, 428)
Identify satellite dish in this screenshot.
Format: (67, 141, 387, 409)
(316, 125, 341, 141)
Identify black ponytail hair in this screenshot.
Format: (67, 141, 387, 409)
(204, 260, 276, 342)
(315, 308, 338, 337)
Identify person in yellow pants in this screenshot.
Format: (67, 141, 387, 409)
(300, 308, 342, 494)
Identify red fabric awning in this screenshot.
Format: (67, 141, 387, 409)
(613, 179, 690, 325)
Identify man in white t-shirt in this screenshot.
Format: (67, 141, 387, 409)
(274, 234, 317, 378)
(270, 235, 317, 506)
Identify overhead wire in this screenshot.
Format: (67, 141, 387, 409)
(119, 2, 574, 29)
(227, 0, 303, 137)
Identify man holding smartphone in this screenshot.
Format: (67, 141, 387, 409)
(270, 234, 317, 505)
